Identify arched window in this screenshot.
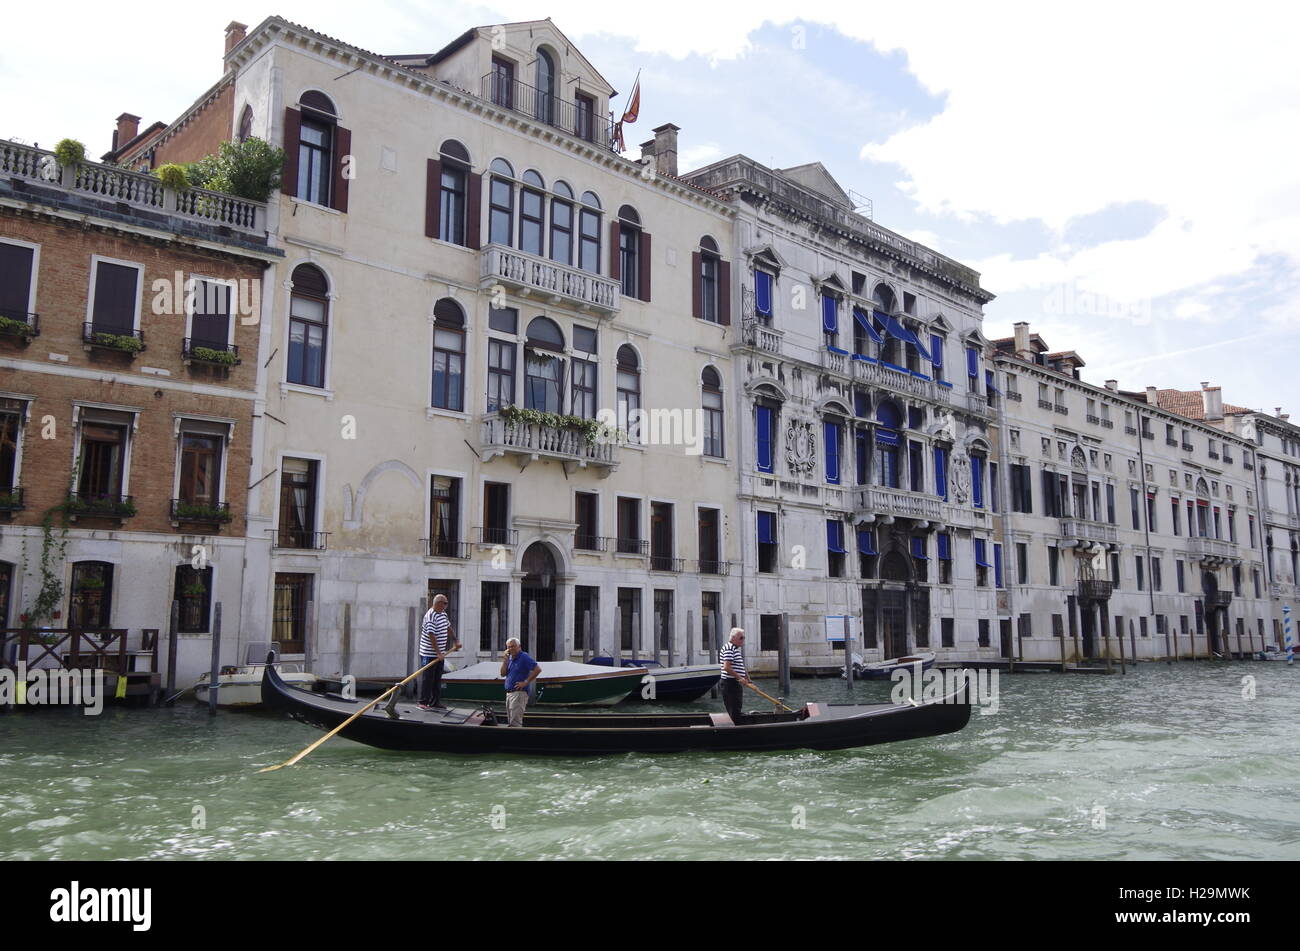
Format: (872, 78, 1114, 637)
(175, 564, 213, 633)
(288, 264, 328, 388)
(618, 205, 642, 298)
(237, 104, 254, 143)
(873, 282, 896, 313)
(535, 48, 557, 124)
(698, 236, 720, 323)
(489, 159, 515, 246)
(875, 401, 902, 489)
(431, 299, 465, 412)
(617, 345, 641, 441)
(702, 366, 723, 458)
(296, 91, 337, 206)
(69, 561, 114, 629)
(524, 318, 565, 413)
(550, 181, 574, 265)
(519, 170, 545, 256)
(438, 140, 471, 246)
(579, 192, 602, 273)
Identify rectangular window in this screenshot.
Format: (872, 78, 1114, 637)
(760, 614, 781, 652)
(827, 519, 846, 578)
(1017, 542, 1029, 584)
(296, 118, 332, 206)
(486, 339, 516, 413)
(617, 498, 642, 554)
(941, 617, 954, 648)
(575, 492, 600, 550)
(757, 511, 778, 573)
(426, 474, 460, 556)
(1232, 565, 1242, 596)
(1052, 614, 1064, 638)
(523, 351, 563, 414)
(1048, 545, 1059, 586)
(703, 380, 724, 458)
(0, 241, 36, 327)
(91, 260, 140, 332)
(519, 187, 544, 256)
(431, 323, 464, 412)
(77, 414, 131, 503)
(756, 406, 775, 473)
(990, 462, 1000, 512)
(271, 573, 312, 654)
(618, 587, 641, 651)
(579, 208, 600, 273)
(974, 538, 990, 587)
(175, 565, 213, 634)
(1253, 569, 1261, 599)
(1176, 559, 1185, 592)
(570, 358, 597, 419)
(994, 543, 1004, 588)
(1152, 557, 1162, 592)
(1146, 493, 1157, 532)
(698, 507, 721, 573)
(0, 401, 24, 492)
(700, 254, 719, 323)
(573, 585, 597, 650)
(439, 164, 467, 245)
(550, 198, 573, 264)
(489, 177, 513, 246)
(277, 458, 321, 550)
(1130, 487, 1140, 530)
(178, 430, 223, 507)
(966, 346, 979, 392)
(1136, 556, 1145, 591)
(482, 482, 510, 545)
(1172, 498, 1181, 536)
(934, 446, 949, 500)
(619, 227, 640, 299)
(650, 502, 675, 571)
(971, 455, 984, 508)
(701, 591, 721, 652)
(575, 93, 596, 143)
(1110, 552, 1121, 589)
(824, 420, 841, 485)
(937, 531, 952, 584)
(978, 619, 990, 647)
(1020, 613, 1033, 639)
(189, 279, 232, 349)
(288, 284, 327, 388)
(1106, 483, 1116, 523)
(754, 270, 773, 319)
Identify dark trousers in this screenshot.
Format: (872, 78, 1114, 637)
(721, 678, 743, 723)
(419, 656, 444, 705)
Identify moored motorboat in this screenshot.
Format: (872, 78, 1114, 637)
(194, 662, 318, 708)
(260, 662, 971, 755)
(850, 651, 937, 680)
(1255, 646, 1294, 662)
(584, 656, 720, 703)
(440, 660, 644, 706)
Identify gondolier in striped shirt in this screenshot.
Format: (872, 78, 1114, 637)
(719, 627, 752, 724)
(418, 594, 460, 711)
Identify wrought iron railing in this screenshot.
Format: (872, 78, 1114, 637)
(269, 529, 330, 551)
(182, 338, 240, 365)
(0, 308, 39, 339)
(83, 322, 145, 354)
(474, 526, 518, 546)
(479, 74, 616, 150)
(171, 499, 232, 522)
(616, 537, 649, 556)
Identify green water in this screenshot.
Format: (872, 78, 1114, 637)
(2, 662, 1297, 860)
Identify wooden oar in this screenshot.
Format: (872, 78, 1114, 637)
(743, 680, 795, 713)
(259, 658, 439, 773)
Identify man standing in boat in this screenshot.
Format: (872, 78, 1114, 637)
(719, 627, 753, 724)
(500, 637, 541, 727)
(418, 594, 460, 711)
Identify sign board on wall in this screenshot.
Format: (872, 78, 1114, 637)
(824, 616, 855, 642)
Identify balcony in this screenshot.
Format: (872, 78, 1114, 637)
(649, 555, 684, 573)
(1270, 582, 1292, 599)
(615, 538, 648, 556)
(1, 139, 267, 236)
(1208, 450, 1220, 460)
(1059, 518, 1119, 545)
(1244, 460, 1255, 471)
(1005, 391, 1023, 402)
(1222, 454, 1234, 464)
(1100, 419, 1114, 429)
(1125, 426, 1138, 435)
(965, 391, 993, 416)
(857, 486, 943, 522)
(480, 244, 620, 316)
(422, 538, 470, 559)
(1037, 399, 1053, 410)
(1206, 591, 1233, 608)
(83, 323, 145, 356)
(182, 338, 240, 367)
(65, 492, 135, 520)
(1187, 536, 1236, 560)
(573, 533, 608, 552)
(0, 309, 39, 343)
(0, 486, 24, 513)
(1053, 403, 1069, 415)
(1078, 579, 1113, 602)
(270, 529, 330, 551)
(820, 347, 849, 375)
(170, 499, 233, 525)
(739, 318, 783, 354)
(695, 559, 731, 575)
(473, 526, 518, 547)
(1087, 414, 1102, 425)
(852, 359, 950, 405)
(1141, 430, 1154, 440)
(480, 73, 617, 151)
(1166, 438, 1179, 447)
(479, 411, 618, 475)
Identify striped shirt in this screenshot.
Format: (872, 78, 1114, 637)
(719, 642, 746, 680)
(419, 610, 451, 657)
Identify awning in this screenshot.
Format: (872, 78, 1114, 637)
(985, 369, 1001, 394)
(930, 333, 943, 368)
(974, 539, 992, 568)
(755, 270, 773, 316)
(937, 533, 951, 560)
(878, 312, 932, 361)
(757, 511, 776, 545)
(854, 308, 883, 344)
(857, 529, 878, 556)
(827, 520, 846, 554)
(875, 428, 900, 446)
(910, 537, 929, 560)
(822, 295, 838, 334)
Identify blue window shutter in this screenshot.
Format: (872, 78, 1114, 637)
(855, 430, 868, 485)
(966, 346, 978, 377)
(937, 532, 951, 560)
(824, 421, 840, 484)
(934, 447, 948, 500)
(854, 391, 869, 418)
(756, 406, 773, 472)
(910, 536, 928, 560)
(972, 455, 984, 508)
(827, 520, 846, 553)
(755, 270, 772, 316)
(822, 294, 838, 334)
(930, 334, 943, 368)
(857, 528, 878, 556)
(757, 511, 776, 545)
(994, 544, 1004, 587)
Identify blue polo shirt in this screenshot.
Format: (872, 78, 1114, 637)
(504, 651, 539, 692)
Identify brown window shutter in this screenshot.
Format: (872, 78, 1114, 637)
(332, 126, 352, 212)
(425, 158, 442, 238)
(690, 251, 702, 318)
(281, 107, 301, 197)
(609, 221, 621, 280)
(466, 171, 482, 249)
(639, 232, 651, 301)
(718, 259, 731, 325)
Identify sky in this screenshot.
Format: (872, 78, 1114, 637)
(6, 0, 1299, 415)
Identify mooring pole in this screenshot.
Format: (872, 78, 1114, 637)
(613, 605, 623, 668)
(527, 600, 537, 657)
(708, 611, 719, 700)
(685, 609, 694, 666)
(207, 602, 222, 717)
(778, 612, 791, 697)
(165, 599, 179, 704)
(582, 609, 592, 664)
(630, 609, 640, 665)
(1117, 616, 1127, 674)
(844, 616, 854, 694)
(1059, 624, 1067, 674)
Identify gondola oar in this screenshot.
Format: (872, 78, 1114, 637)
(743, 680, 795, 713)
(258, 658, 439, 773)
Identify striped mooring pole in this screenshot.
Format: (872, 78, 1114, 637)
(1285, 605, 1294, 665)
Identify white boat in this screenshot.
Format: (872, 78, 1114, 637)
(1255, 647, 1295, 662)
(850, 651, 937, 680)
(194, 663, 319, 707)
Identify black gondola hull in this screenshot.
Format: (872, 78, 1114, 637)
(261, 663, 971, 755)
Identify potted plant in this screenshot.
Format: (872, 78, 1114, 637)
(188, 345, 239, 367)
(90, 331, 144, 355)
(0, 314, 35, 339)
(173, 501, 232, 522)
(53, 138, 86, 169)
(182, 581, 207, 598)
(155, 163, 190, 191)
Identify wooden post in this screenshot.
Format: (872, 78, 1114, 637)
(404, 605, 417, 698)
(708, 610, 720, 699)
(666, 606, 675, 669)
(165, 599, 179, 704)
(1059, 622, 1067, 673)
(1236, 618, 1243, 660)
(778, 612, 791, 697)
(1068, 595, 1080, 663)
(1165, 622, 1172, 665)
(207, 602, 222, 716)
(1130, 620, 1138, 665)
(582, 609, 592, 664)
(613, 605, 623, 668)
(844, 615, 854, 694)
(341, 602, 352, 680)
(527, 600, 537, 657)
(685, 609, 693, 666)
(630, 609, 640, 665)
(1101, 605, 1113, 673)
(1117, 614, 1127, 674)
(1189, 624, 1196, 662)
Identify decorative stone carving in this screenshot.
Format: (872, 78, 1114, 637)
(930, 408, 956, 442)
(951, 452, 972, 504)
(786, 419, 817, 475)
(1071, 446, 1087, 470)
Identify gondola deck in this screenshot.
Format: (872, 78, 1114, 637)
(262, 664, 972, 755)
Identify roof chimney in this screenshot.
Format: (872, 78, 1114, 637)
(1104, 379, 1118, 391)
(1201, 382, 1222, 421)
(114, 113, 140, 152)
(651, 123, 679, 177)
(1145, 386, 1158, 405)
(225, 21, 248, 64)
(1013, 321, 1030, 359)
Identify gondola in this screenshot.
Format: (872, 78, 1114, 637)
(261, 662, 971, 755)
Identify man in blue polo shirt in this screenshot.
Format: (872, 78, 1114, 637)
(499, 637, 541, 727)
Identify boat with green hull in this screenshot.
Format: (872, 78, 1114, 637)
(440, 660, 645, 706)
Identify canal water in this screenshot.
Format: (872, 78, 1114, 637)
(2, 662, 1297, 861)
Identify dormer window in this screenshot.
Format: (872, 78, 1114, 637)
(535, 48, 557, 125)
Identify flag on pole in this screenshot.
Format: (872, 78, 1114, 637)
(613, 70, 642, 153)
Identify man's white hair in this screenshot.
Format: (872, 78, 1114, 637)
(729, 627, 745, 640)
(506, 637, 521, 648)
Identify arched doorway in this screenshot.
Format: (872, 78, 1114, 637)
(521, 543, 558, 660)
(878, 550, 911, 658)
(1202, 571, 1221, 654)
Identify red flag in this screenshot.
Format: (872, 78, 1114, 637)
(621, 71, 641, 124)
